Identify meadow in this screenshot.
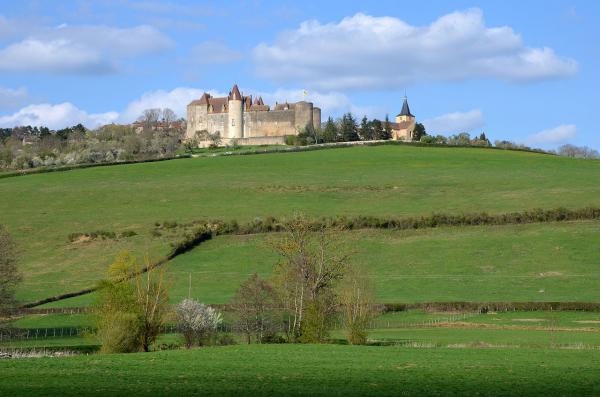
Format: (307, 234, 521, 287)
(1, 344, 600, 396)
(35, 220, 600, 308)
(1, 145, 600, 304)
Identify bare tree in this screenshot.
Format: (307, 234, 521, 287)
(161, 108, 177, 124)
(270, 216, 351, 343)
(139, 108, 161, 130)
(0, 225, 21, 328)
(230, 273, 281, 344)
(558, 144, 600, 159)
(339, 266, 378, 345)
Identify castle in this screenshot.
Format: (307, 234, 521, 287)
(186, 84, 321, 146)
(185, 83, 416, 145)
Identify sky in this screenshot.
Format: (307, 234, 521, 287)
(0, 0, 598, 150)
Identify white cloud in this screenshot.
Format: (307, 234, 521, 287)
(0, 103, 118, 129)
(0, 39, 113, 74)
(189, 41, 242, 64)
(253, 88, 378, 118)
(0, 22, 172, 74)
(527, 124, 577, 146)
(0, 86, 365, 129)
(422, 109, 485, 134)
(118, 87, 228, 122)
(253, 9, 578, 90)
(0, 86, 28, 110)
(119, 86, 369, 122)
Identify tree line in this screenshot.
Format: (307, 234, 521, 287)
(0, 108, 185, 171)
(292, 112, 599, 159)
(1, 109, 598, 172)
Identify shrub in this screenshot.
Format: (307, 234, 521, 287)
(175, 299, 223, 348)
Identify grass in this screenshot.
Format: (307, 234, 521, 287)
(356, 327, 600, 348)
(1, 344, 600, 396)
(2, 145, 600, 304)
(44, 220, 600, 307)
(11, 313, 95, 329)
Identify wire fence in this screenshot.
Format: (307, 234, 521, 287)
(0, 313, 482, 342)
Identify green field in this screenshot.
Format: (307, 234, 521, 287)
(39, 220, 600, 308)
(1, 344, 600, 396)
(1, 145, 600, 304)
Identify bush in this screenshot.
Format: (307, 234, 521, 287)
(176, 299, 223, 348)
(284, 135, 297, 146)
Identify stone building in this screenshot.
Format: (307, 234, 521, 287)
(186, 84, 321, 146)
(390, 96, 416, 141)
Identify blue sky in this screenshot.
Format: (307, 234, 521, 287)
(0, 0, 598, 149)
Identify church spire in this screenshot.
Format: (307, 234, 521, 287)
(398, 95, 414, 118)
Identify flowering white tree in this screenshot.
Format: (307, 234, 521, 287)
(176, 299, 223, 348)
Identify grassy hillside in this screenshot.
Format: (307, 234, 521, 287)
(1, 345, 600, 396)
(38, 220, 600, 307)
(1, 145, 600, 303)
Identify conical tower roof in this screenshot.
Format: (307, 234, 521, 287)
(229, 84, 242, 100)
(397, 96, 414, 117)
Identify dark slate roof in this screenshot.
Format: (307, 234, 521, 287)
(396, 97, 414, 117)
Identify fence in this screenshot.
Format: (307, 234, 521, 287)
(0, 313, 480, 343)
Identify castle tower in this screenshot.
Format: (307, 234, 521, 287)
(312, 107, 321, 131)
(227, 84, 243, 139)
(294, 101, 313, 132)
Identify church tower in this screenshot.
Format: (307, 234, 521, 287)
(395, 96, 415, 124)
(392, 96, 416, 140)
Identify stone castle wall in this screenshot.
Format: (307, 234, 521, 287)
(186, 100, 321, 143)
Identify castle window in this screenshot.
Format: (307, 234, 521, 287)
(231, 119, 235, 126)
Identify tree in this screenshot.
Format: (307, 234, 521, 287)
(412, 123, 427, 141)
(139, 108, 161, 130)
(340, 113, 359, 142)
(558, 144, 600, 159)
(231, 273, 281, 344)
(176, 299, 222, 348)
(270, 216, 351, 343)
(339, 266, 377, 345)
(371, 119, 384, 140)
(0, 225, 21, 328)
(321, 117, 338, 143)
(359, 116, 374, 141)
(448, 132, 471, 146)
(161, 108, 177, 124)
(95, 251, 170, 353)
(198, 130, 222, 148)
(381, 115, 392, 140)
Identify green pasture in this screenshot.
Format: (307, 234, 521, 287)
(37, 220, 600, 308)
(349, 327, 600, 348)
(1, 344, 600, 396)
(2, 145, 600, 304)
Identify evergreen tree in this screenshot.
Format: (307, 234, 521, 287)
(359, 116, 373, 141)
(340, 113, 359, 142)
(321, 117, 338, 143)
(382, 115, 392, 140)
(371, 119, 384, 140)
(413, 123, 427, 141)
